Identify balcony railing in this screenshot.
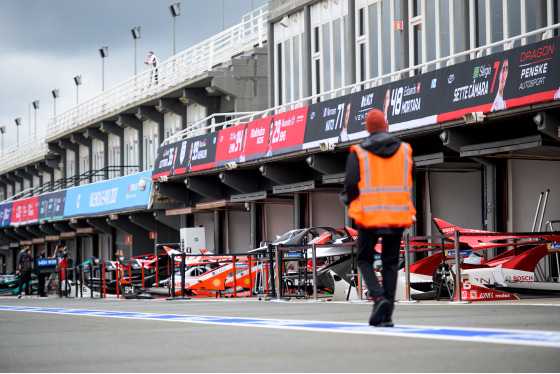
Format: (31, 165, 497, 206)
(161, 23, 560, 145)
(45, 5, 268, 142)
(0, 165, 140, 202)
(0, 134, 48, 174)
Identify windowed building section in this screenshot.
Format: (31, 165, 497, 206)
(272, 0, 559, 104)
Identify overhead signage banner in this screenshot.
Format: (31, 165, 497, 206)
(383, 70, 440, 132)
(38, 190, 67, 221)
(152, 142, 178, 180)
(214, 124, 248, 167)
(63, 171, 152, 217)
(0, 203, 12, 227)
(10, 196, 39, 225)
(304, 97, 352, 149)
(265, 106, 309, 157)
(241, 117, 272, 162)
(437, 36, 560, 122)
(156, 36, 560, 179)
(171, 133, 219, 175)
(10, 199, 26, 226)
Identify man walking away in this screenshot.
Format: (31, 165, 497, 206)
(342, 109, 416, 327)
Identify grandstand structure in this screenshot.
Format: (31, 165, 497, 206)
(0, 1, 559, 274)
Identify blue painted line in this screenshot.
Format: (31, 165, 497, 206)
(2, 305, 559, 348)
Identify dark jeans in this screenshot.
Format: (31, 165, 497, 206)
(18, 270, 32, 295)
(37, 273, 47, 296)
(356, 228, 402, 302)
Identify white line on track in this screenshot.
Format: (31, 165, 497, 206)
(2, 305, 560, 349)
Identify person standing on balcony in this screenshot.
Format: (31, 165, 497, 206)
(145, 51, 159, 84)
(341, 109, 416, 327)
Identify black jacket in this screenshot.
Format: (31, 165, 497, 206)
(17, 250, 33, 272)
(342, 131, 416, 233)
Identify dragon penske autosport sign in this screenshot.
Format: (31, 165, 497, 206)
(155, 35, 560, 178)
(437, 37, 560, 122)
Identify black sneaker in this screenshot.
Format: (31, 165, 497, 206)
(18, 294, 22, 299)
(369, 296, 392, 326)
(375, 319, 394, 328)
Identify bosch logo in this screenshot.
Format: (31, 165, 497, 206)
(512, 275, 533, 282)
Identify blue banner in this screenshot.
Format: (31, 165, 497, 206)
(63, 171, 152, 218)
(0, 202, 13, 227)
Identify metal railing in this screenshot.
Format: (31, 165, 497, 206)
(2, 22, 558, 181)
(161, 23, 560, 146)
(45, 5, 268, 142)
(0, 166, 139, 202)
(163, 111, 259, 145)
(0, 134, 48, 175)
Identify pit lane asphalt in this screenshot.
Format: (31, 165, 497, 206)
(1, 295, 559, 373)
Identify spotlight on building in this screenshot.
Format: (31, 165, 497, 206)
(463, 112, 485, 124)
(533, 112, 544, 126)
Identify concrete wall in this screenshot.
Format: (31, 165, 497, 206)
(509, 159, 560, 232)
(264, 202, 294, 242)
(310, 192, 345, 228)
(228, 210, 251, 253)
(428, 171, 483, 232)
(194, 212, 215, 252)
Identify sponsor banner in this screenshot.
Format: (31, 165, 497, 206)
(242, 117, 273, 162)
(38, 190, 67, 221)
(25, 197, 38, 224)
(314, 73, 438, 143)
(0, 202, 12, 227)
(304, 98, 352, 148)
(384, 71, 440, 131)
(155, 36, 560, 176)
(437, 36, 560, 122)
(63, 171, 152, 217)
(214, 123, 248, 166)
(501, 38, 560, 107)
(10, 200, 24, 225)
(264, 106, 308, 157)
(345, 88, 381, 140)
(171, 133, 219, 174)
(152, 142, 178, 180)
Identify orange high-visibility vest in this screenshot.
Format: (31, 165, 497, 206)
(348, 143, 416, 228)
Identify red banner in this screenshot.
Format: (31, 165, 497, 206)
(10, 197, 38, 225)
(26, 197, 38, 224)
(265, 106, 308, 157)
(215, 124, 248, 166)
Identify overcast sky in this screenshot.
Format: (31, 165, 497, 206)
(0, 0, 268, 151)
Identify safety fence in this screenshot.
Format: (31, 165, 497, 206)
(34, 227, 560, 303)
